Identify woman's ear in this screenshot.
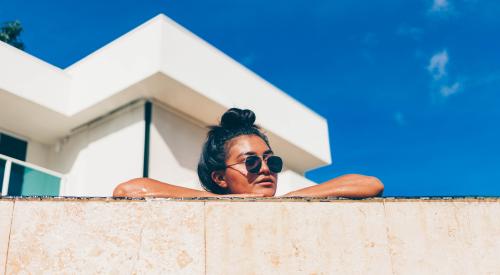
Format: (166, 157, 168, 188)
(211, 171, 228, 188)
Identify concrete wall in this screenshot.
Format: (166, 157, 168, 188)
(0, 198, 498, 274)
(26, 140, 50, 168)
(149, 103, 207, 190)
(44, 103, 145, 196)
(276, 170, 316, 196)
(0, 42, 70, 114)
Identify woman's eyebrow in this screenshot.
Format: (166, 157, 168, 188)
(239, 150, 273, 158)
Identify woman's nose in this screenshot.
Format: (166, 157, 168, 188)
(259, 159, 271, 175)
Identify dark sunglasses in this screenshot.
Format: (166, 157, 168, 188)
(226, 155, 283, 174)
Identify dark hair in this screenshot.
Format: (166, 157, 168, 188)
(197, 108, 270, 194)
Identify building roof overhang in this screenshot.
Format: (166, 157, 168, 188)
(0, 14, 331, 173)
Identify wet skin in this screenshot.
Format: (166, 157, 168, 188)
(212, 135, 278, 197)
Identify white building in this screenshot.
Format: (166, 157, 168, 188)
(0, 14, 331, 197)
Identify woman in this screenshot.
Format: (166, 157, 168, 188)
(113, 108, 383, 198)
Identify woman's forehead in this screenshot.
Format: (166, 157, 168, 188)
(226, 135, 270, 156)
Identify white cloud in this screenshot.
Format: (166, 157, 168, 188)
(426, 50, 463, 99)
(440, 82, 460, 97)
(431, 0, 450, 12)
(427, 50, 448, 80)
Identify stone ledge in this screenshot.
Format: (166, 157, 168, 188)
(1, 198, 499, 274)
(1, 196, 499, 202)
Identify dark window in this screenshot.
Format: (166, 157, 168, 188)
(0, 132, 28, 195)
(0, 133, 27, 161)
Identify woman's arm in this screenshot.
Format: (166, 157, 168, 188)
(113, 178, 265, 198)
(113, 178, 216, 198)
(282, 174, 384, 198)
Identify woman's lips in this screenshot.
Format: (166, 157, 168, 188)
(256, 180, 274, 187)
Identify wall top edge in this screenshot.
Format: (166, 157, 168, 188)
(1, 196, 499, 203)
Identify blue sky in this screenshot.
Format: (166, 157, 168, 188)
(2, 0, 499, 196)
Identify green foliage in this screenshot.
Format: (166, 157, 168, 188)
(0, 20, 25, 50)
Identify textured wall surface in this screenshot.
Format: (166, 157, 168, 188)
(0, 197, 499, 274)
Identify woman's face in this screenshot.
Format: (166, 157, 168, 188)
(217, 134, 278, 197)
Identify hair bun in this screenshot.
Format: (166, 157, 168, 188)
(220, 108, 256, 129)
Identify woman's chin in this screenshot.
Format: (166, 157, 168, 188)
(262, 192, 275, 197)
(253, 187, 276, 197)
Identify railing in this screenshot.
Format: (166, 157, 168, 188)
(0, 153, 65, 196)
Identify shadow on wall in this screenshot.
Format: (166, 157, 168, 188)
(47, 102, 145, 174)
(150, 103, 208, 189)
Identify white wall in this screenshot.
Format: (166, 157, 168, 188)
(275, 170, 316, 196)
(149, 103, 206, 190)
(26, 141, 49, 168)
(65, 20, 163, 113)
(0, 42, 70, 114)
(45, 103, 145, 196)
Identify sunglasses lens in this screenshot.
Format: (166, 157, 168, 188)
(267, 156, 283, 173)
(245, 156, 262, 173)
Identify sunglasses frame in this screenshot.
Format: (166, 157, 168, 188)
(226, 155, 283, 174)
